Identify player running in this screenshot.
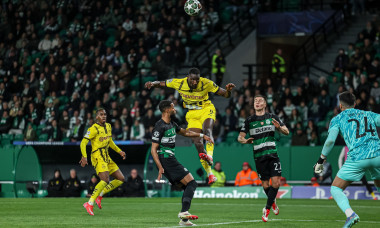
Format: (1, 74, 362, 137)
(151, 100, 214, 226)
(145, 68, 235, 185)
(80, 108, 126, 216)
(314, 91, 380, 228)
(237, 95, 289, 222)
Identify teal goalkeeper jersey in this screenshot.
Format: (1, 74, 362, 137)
(329, 108, 380, 161)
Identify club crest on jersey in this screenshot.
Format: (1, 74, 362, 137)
(266, 119, 270, 124)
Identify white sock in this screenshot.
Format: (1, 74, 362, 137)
(99, 191, 104, 197)
(345, 208, 354, 217)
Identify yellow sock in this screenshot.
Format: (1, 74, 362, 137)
(205, 142, 214, 157)
(89, 180, 108, 205)
(100, 179, 124, 196)
(200, 159, 212, 176)
(371, 192, 376, 199)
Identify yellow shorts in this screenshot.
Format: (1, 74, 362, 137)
(91, 151, 119, 175)
(186, 104, 216, 129)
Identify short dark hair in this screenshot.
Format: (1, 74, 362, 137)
(188, 68, 200, 75)
(339, 91, 356, 108)
(96, 108, 106, 115)
(159, 100, 172, 112)
(254, 94, 267, 103)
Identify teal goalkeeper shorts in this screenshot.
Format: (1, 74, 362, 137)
(337, 156, 380, 181)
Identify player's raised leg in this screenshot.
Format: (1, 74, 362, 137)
(330, 177, 359, 228)
(189, 127, 214, 182)
(202, 118, 217, 184)
(178, 173, 198, 226)
(84, 172, 109, 215)
(96, 169, 125, 209)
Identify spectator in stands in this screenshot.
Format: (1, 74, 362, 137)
(0, 110, 11, 134)
(280, 177, 290, 187)
(235, 162, 261, 187)
(47, 169, 64, 197)
(212, 49, 226, 86)
(130, 119, 145, 140)
(68, 118, 85, 142)
(271, 48, 286, 80)
(125, 169, 144, 197)
(211, 162, 226, 188)
(48, 119, 63, 142)
(8, 109, 25, 135)
(222, 107, 238, 135)
(333, 48, 349, 72)
(86, 174, 99, 197)
(370, 81, 380, 103)
(291, 123, 308, 146)
(24, 123, 37, 141)
(310, 177, 320, 187)
(314, 161, 332, 185)
(64, 169, 82, 197)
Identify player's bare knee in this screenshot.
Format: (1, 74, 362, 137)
(118, 176, 125, 182)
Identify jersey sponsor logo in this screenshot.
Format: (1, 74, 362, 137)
(179, 92, 206, 100)
(99, 136, 110, 142)
(161, 136, 176, 143)
(250, 125, 275, 135)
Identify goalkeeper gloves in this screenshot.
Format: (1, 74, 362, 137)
(314, 156, 326, 174)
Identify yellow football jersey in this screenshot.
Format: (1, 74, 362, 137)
(83, 122, 121, 160)
(166, 77, 219, 110)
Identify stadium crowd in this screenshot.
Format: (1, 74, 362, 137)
(0, 0, 236, 142)
(0, 0, 379, 149)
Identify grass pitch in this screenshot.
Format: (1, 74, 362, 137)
(0, 198, 378, 227)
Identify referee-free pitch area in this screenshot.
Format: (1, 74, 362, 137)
(0, 198, 378, 227)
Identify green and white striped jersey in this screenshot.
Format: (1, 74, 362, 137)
(240, 113, 284, 159)
(152, 119, 181, 156)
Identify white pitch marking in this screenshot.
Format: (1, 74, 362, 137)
(156, 219, 380, 228)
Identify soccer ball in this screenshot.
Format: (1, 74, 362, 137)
(184, 0, 202, 16)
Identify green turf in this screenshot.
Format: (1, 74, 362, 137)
(0, 198, 378, 227)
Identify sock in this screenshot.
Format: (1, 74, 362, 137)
(100, 179, 124, 196)
(370, 191, 376, 199)
(205, 142, 214, 157)
(89, 180, 108, 205)
(263, 187, 270, 196)
(331, 186, 353, 217)
(181, 180, 197, 212)
(266, 186, 279, 209)
(200, 159, 211, 176)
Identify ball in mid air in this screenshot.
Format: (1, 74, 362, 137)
(184, 0, 202, 16)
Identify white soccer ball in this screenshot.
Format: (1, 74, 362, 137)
(184, 0, 202, 16)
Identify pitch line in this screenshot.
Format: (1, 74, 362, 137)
(156, 219, 380, 228)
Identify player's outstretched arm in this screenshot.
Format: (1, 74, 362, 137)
(237, 132, 254, 144)
(109, 138, 126, 160)
(145, 81, 166, 89)
(314, 128, 339, 173)
(79, 138, 89, 167)
(178, 128, 214, 144)
(151, 142, 164, 180)
(272, 119, 289, 135)
(215, 83, 235, 98)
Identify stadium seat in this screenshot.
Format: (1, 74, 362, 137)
(1, 134, 14, 146)
(14, 134, 24, 141)
(225, 131, 239, 143)
(319, 131, 329, 144)
(38, 134, 49, 142)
